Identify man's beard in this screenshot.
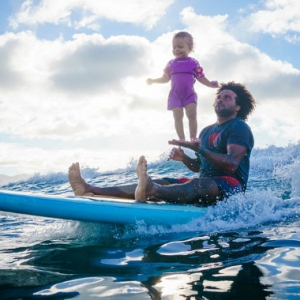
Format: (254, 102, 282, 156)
(215, 106, 237, 118)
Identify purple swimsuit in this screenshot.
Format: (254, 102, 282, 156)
(163, 57, 204, 110)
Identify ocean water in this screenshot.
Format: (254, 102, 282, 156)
(1, 144, 300, 299)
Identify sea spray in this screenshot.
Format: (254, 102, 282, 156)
(274, 156, 300, 198)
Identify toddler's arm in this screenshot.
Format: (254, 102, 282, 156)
(147, 76, 169, 85)
(197, 76, 219, 88)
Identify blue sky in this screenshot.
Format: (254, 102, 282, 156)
(0, 0, 299, 177)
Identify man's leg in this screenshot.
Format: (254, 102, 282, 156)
(68, 162, 170, 199)
(135, 156, 155, 201)
(135, 156, 221, 205)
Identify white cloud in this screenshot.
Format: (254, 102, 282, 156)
(0, 31, 160, 141)
(2, 7, 300, 145)
(1, 4, 300, 175)
(0, 34, 27, 88)
(50, 34, 150, 94)
(246, 0, 300, 37)
(175, 7, 300, 146)
(285, 33, 300, 43)
(10, 0, 175, 30)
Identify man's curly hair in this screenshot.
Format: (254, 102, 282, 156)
(217, 82, 256, 120)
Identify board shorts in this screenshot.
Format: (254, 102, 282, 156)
(212, 176, 243, 198)
(162, 176, 243, 200)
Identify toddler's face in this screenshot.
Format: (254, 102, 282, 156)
(172, 37, 191, 58)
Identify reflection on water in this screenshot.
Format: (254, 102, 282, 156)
(3, 226, 300, 299)
(2, 144, 300, 298)
(1, 149, 300, 299)
(150, 263, 272, 299)
(1, 212, 300, 299)
(258, 244, 300, 299)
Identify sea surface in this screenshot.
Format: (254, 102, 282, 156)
(1, 144, 300, 299)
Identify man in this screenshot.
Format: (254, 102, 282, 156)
(69, 81, 256, 206)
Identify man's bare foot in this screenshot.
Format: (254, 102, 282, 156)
(135, 156, 154, 201)
(68, 162, 91, 196)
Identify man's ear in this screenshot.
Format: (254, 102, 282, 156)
(236, 105, 241, 112)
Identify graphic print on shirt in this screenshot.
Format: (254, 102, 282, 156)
(209, 132, 221, 147)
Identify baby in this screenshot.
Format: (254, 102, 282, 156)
(147, 31, 218, 142)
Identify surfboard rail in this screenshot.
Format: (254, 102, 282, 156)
(0, 190, 206, 225)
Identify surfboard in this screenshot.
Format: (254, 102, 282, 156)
(0, 190, 206, 226)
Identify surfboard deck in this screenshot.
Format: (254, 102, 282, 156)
(0, 190, 206, 225)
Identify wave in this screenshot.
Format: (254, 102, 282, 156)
(0, 143, 300, 234)
(1, 143, 300, 192)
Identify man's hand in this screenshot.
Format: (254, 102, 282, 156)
(167, 147, 185, 161)
(168, 139, 200, 152)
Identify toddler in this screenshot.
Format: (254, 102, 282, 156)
(147, 31, 218, 141)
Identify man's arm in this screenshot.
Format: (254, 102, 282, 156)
(181, 154, 201, 172)
(201, 144, 247, 174)
(168, 147, 200, 172)
(168, 140, 247, 174)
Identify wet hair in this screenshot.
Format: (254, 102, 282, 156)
(217, 81, 256, 121)
(173, 31, 194, 52)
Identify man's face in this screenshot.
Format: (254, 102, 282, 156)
(214, 89, 240, 118)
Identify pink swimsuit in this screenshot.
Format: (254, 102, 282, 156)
(163, 57, 204, 110)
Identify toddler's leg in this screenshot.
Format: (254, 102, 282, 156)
(172, 107, 185, 141)
(185, 103, 198, 141)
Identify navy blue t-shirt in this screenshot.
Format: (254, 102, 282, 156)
(199, 118, 254, 190)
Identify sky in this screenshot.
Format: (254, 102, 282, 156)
(0, 0, 300, 177)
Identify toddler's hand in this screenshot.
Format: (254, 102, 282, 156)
(211, 81, 219, 88)
(146, 78, 153, 85)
